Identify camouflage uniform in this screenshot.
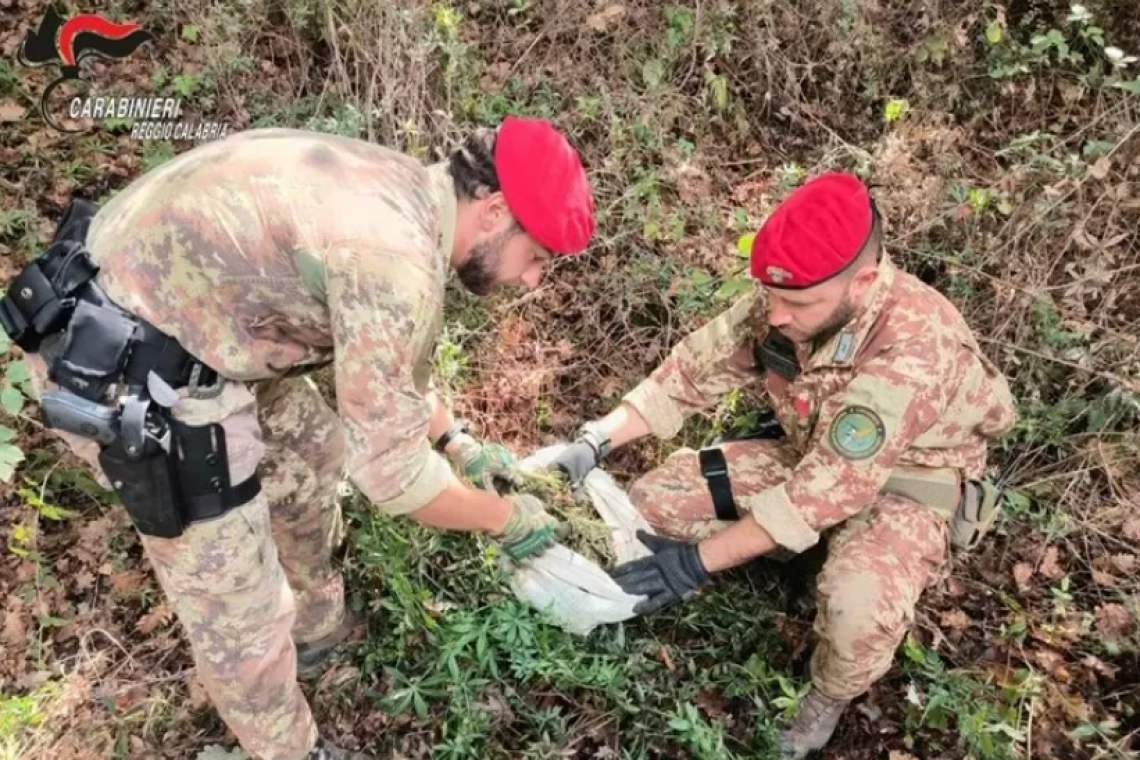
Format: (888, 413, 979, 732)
(28, 128, 463, 759)
(621, 256, 1016, 699)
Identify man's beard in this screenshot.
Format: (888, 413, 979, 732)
(456, 226, 515, 296)
(807, 296, 858, 346)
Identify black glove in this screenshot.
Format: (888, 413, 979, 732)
(609, 530, 710, 615)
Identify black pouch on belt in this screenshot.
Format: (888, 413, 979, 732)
(50, 299, 137, 402)
(98, 439, 186, 539)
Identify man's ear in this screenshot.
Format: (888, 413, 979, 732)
(850, 264, 879, 302)
(477, 191, 511, 232)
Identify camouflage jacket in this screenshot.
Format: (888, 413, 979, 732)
(87, 128, 459, 515)
(623, 256, 1017, 551)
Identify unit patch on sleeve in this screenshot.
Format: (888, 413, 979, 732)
(828, 405, 886, 460)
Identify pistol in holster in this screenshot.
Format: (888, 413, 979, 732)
(3, 198, 258, 539)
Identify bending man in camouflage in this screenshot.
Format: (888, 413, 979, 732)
(551, 173, 1016, 758)
(14, 117, 595, 760)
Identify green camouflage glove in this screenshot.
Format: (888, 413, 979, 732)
(446, 432, 519, 492)
(494, 493, 564, 561)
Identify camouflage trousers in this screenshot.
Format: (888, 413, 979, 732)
(30, 358, 346, 760)
(629, 439, 948, 700)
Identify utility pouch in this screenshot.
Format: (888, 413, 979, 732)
(949, 478, 1001, 552)
(50, 299, 136, 402)
(98, 439, 186, 539)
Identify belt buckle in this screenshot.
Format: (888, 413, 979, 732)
(188, 363, 224, 400)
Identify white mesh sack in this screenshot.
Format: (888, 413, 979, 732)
(506, 444, 655, 636)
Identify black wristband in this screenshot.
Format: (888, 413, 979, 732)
(577, 426, 612, 462)
(433, 420, 469, 453)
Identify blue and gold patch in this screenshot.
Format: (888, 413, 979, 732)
(828, 406, 885, 460)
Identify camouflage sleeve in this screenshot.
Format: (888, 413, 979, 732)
(622, 292, 762, 440)
(326, 243, 456, 516)
(743, 334, 949, 552)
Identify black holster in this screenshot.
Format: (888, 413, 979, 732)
(95, 406, 261, 539)
(99, 436, 186, 539)
(3, 197, 258, 539)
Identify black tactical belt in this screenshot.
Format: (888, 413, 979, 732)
(0, 198, 217, 400)
(699, 447, 740, 521)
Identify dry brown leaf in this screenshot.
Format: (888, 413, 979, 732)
(1088, 157, 1112, 180)
(135, 603, 173, 635)
(1092, 569, 1117, 587)
(110, 569, 147, 595)
(1034, 648, 1064, 672)
(2, 607, 27, 648)
(78, 515, 115, 559)
(1110, 554, 1136, 574)
(1040, 546, 1063, 579)
(1123, 518, 1140, 543)
(1082, 655, 1119, 680)
(889, 752, 920, 760)
(1094, 603, 1132, 639)
(0, 100, 24, 122)
(940, 609, 971, 631)
(657, 646, 676, 672)
(1013, 562, 1034, 592)
(586, 4, 627, 33)
(74, 569, 95, 591)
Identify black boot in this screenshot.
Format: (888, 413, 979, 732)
(296, 608, 360, 679)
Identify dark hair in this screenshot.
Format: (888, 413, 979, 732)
(448, 128, 500, 201)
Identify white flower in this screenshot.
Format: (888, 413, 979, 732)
(1068, 4, 1092, 23)
(1105, 47, 1138, 67)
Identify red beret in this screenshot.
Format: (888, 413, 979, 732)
(750, 172, 875, 289)
(494, 116, 596, 255)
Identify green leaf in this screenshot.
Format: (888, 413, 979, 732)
(986, 21, 1003, 45)
(689, 268, 712, 286)
(1, 384, 23, 417)
(1114, 77, 1140, 95)
(884, 98, 910, 124)
(642, 59, 666, 88)
(736, 231, 756, 257)
(5, 360, 28, 386)
(37, 502, 78, 521)
(172, 74, 198, 98)
(731, 208, 749, 231)
(708, 74, 728, 111)
(0, 425, 15, 443)
(0, 442, 24, 482)
(968, 188, 992, 212)
(181, 24, 200, 43)
(0, 330, 9, 354)
(1083, 139, 1116, 158)
(715, 277, 752, 301)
